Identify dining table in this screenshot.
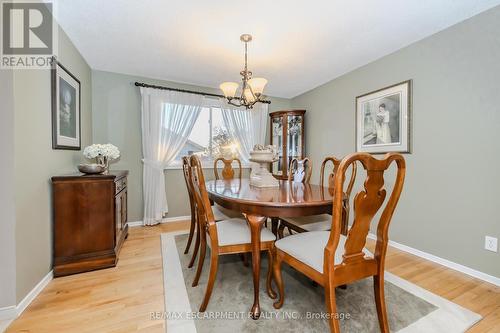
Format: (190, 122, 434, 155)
(205, 178, 334, 319)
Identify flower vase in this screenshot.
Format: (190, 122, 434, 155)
(96, 156, 109, 173)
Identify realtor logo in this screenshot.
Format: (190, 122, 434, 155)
(1, 0, 57, 68)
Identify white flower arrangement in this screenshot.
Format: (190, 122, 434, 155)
(83, 144, 120, 160)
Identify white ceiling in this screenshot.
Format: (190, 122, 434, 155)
(54, 0, 500, 98)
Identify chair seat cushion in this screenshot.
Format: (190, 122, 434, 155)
(275, 231, 372, 273)
(212, 205, 230, 221)
(213, 204, 243, 220)
(209, 218, 276, 247)
(282, 214, 332, 231)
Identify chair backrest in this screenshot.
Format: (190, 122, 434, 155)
(320, 156, 357, 235)
(325, 153, 405, 275)
(320, 156, 357, 196)
(189, 155, 217, 233)
(182, 156, 195, 210)
(214, 157, 242, 180)
(288, 158, 312, 183)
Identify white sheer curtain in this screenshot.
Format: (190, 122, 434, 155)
(219, 98, 268, 162)
(140, 87, 203, 226)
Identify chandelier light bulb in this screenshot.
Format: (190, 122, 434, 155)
(247, 77, 267, 96)
(220, 82, 239, 98)
(244, 88, 256, 103)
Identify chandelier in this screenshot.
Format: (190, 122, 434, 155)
(220, 34, 271, 109)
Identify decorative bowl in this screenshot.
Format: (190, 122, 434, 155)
(249, 150, 278, 163)
(78, 163, 105, 174)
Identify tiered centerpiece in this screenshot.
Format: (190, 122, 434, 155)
(249, 145, 279, 187)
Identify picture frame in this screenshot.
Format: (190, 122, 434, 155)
(51, 57, 81, 150)
(355, 80, 412, 154)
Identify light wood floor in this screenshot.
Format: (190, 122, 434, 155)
(6, 221, 500, 333)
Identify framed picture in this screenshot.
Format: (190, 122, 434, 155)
(51, 57, 81, 150)
(356, 80, 412, 154)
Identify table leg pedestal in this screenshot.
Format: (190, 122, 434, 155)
(245, 214, 267, 320)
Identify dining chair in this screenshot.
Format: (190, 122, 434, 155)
(189, 155, 277, 312)
(181, 156, 230, 269)
(212, 157, 245, 217)
(274, 157, 313, 237)
(271, 152, 406, 333)
(278, 156, 357, 237)
(288, 157, 312, 183)
(214, 157, 242, 180)
(213, 156, 250, 265)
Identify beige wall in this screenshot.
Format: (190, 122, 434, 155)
(0, 69, 17, 308)
(13, 27, 93, 302)
(92, 70, 291, 221)
(291, 6, 500, 278)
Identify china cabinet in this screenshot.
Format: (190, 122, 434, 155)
(269, 110, 306, 179)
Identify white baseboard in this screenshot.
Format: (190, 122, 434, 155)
(367, 233, 500, 287)
(162, 215, 190, 223)
(16, 270, 53, 315)
(0, 306, 16, 322)
(0, 270, 53, 330)
(127, 221, 144, 227)
(128, 215, 190, 228)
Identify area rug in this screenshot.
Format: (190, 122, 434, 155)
(161, 231, 481, 333)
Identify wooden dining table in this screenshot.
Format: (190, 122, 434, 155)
(205, 178, 334, 319)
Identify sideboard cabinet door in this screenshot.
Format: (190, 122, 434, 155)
(115, 189, 123, 245)
(122, 189, 128, 231)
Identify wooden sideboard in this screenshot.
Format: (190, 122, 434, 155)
(51, 170, 129, 277)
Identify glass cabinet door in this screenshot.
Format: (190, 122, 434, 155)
(272, 116, 283, 175)
(287, 115, 303, 166)
(270, 110, 306, 179)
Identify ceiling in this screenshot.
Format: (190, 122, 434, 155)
(54, 0, 500, 98)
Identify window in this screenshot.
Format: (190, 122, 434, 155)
(171, 107, 238, 167)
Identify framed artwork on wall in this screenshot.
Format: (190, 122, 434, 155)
(356, 80, 412, 154)
(51, 57, 81, 150)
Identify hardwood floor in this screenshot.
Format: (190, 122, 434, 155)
(5, 221, 500, 332)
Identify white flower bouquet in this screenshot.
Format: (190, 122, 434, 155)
(83, 143, 120, 159)
(83, 144, 120, 172)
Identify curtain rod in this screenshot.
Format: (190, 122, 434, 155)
(134, 81, 271, 104)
